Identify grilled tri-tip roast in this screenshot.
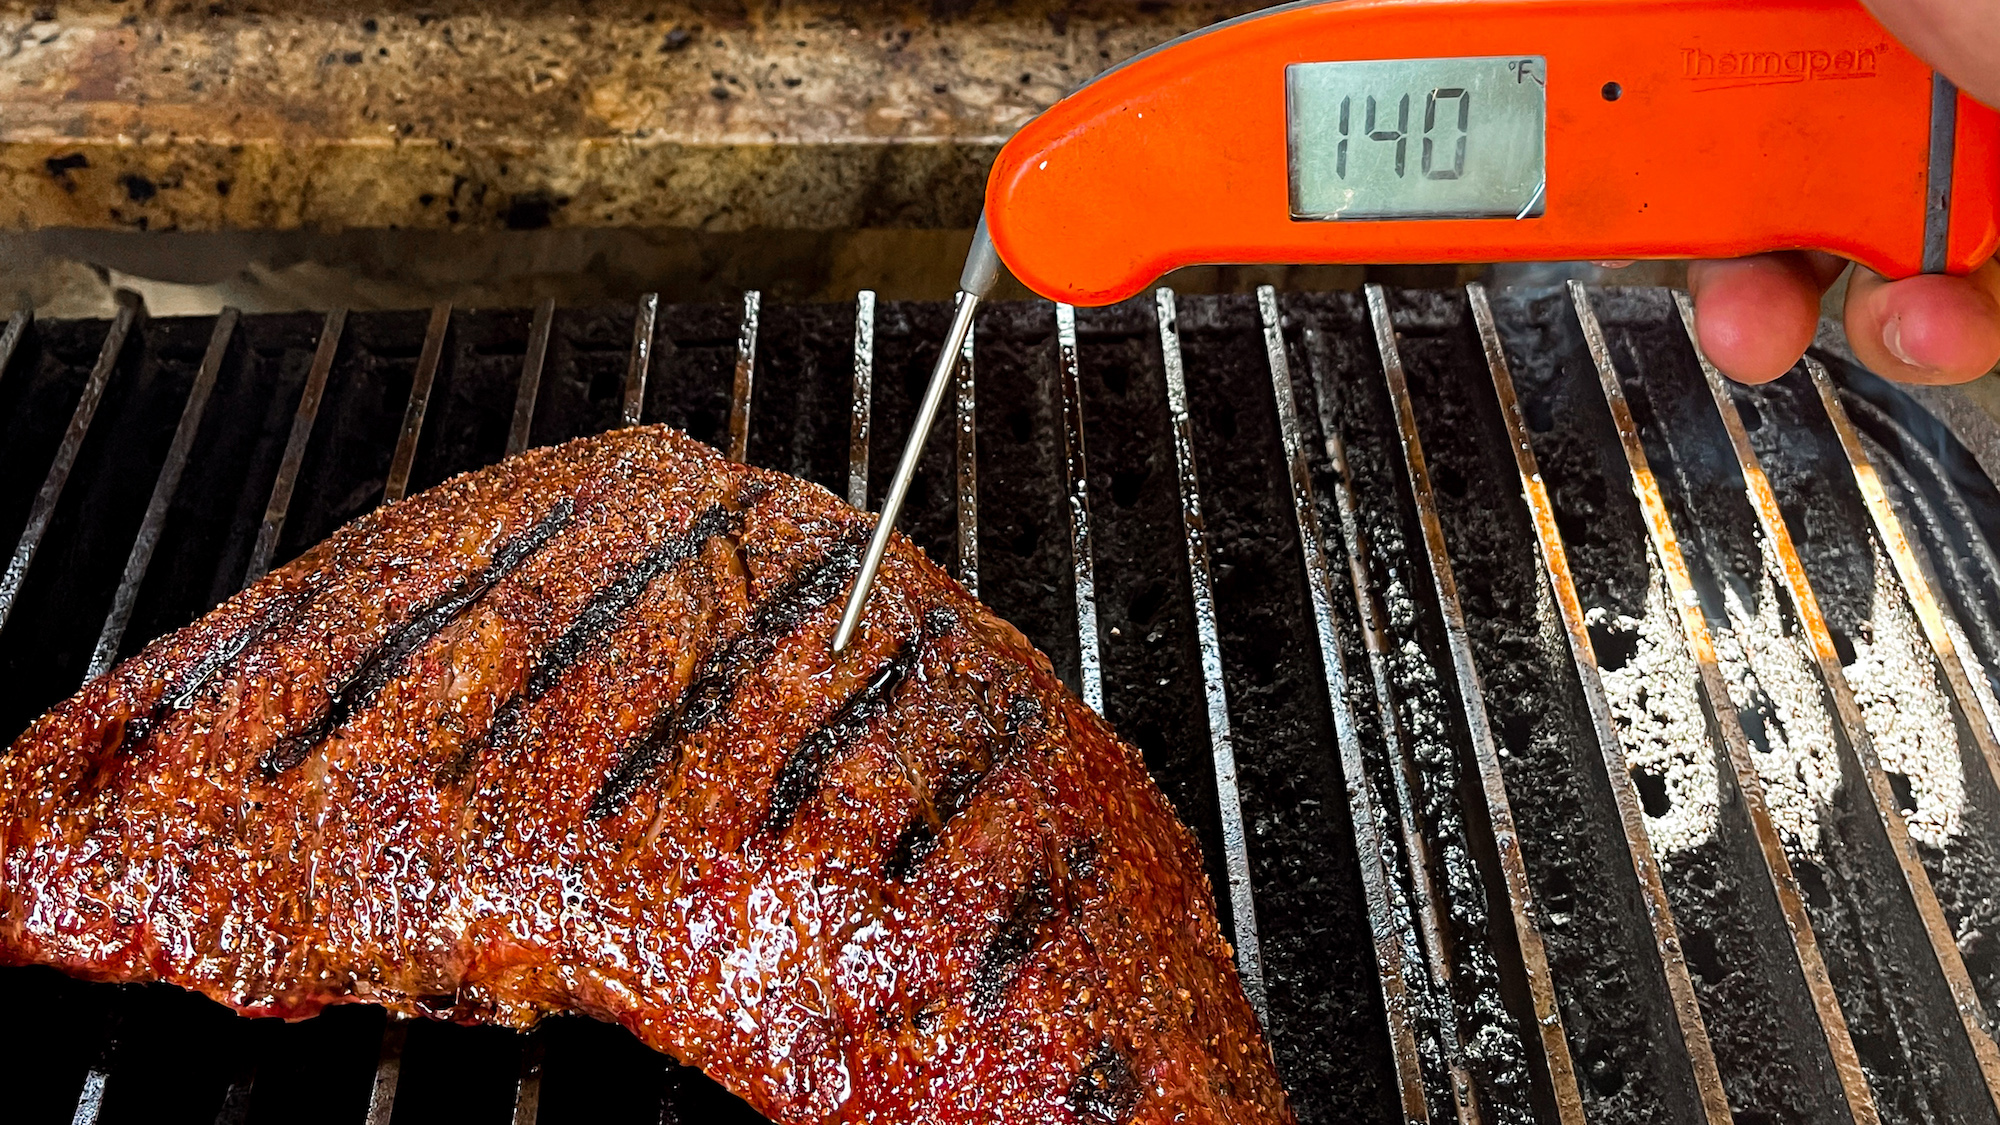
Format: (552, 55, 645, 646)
(0, 425, 1291, 1125)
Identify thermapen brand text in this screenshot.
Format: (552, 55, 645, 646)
(1680, 45, 1883, 85)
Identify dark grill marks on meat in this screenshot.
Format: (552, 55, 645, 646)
(261, 498, 576, 775)
(761, 638, 920, 837)
(438, 501, 743, 785)
(882, 820, 938, 884)
(107, 586, 319, 761)
(1068, 1045, 1142, 1123)
(881, 688, 1049, 883)
(586, 526, 869, 820)
(974, 875, 1058, 1011)
(167, 587, 317, 712)
(880, 754, 991, 883)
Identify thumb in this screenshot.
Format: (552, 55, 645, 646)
(1859, 0, 2000, 109)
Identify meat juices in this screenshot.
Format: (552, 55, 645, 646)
(0, 426, 1291, 1125)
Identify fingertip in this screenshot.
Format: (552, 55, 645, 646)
(1845, 266, 2000, 385)
(1688, 256, 1823, 383)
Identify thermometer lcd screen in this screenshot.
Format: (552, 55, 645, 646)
(1287, 56, 1546, 221)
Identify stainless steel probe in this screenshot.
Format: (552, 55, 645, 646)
(831, 215, 1002, 652)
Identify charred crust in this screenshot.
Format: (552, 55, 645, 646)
(912, 996, 948, 1036)
(923, 607, 959, 640)
(1004, 692, 1045, 738)
(973, 876, 1057, 1010)
(761, 637, 920, 837)
(167, 586, 317, 714)
(437, 501, 741, 786)
(1067, 1044, 1141, 1123)
(261, 497, 576, 777)
(111, 713, 152, 757)
(1063, 838, 1100, 886)
(587, 526, 869, 820)
(735, 476, 777, 507)
(118, 586, 317, 763)
(883, 819, 937, 883)
(882, 694, 1042, 882)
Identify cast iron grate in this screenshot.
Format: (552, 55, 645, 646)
(3, 284, 1999, 1125)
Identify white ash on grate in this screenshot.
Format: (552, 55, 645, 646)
(1847, 550, 1966, 851)
(1711, 535, 1840, 860)
(1591, 563, 1719, 858)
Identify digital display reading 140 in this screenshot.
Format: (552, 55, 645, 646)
(1287, 56, 1547, 221)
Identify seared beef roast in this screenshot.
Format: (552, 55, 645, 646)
(0, 426, 1291, 1124)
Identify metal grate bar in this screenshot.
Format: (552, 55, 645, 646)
(625, 293, 659, 428)
(1316, 342, 1485, 1125)
(1469, 284, 1731, 1125)
(1570, 283, 1880, 1125)
(384, 304, 451, 505)
(956, 319, 979, 596)
(0, 309, 30, 387)
(849, 291, 876, 510)
(1677, 293, 2000, 1110)
(1153, 287, 1266, 1021)
(70, 1066, 108, 1125)
(1809, 352, 2000, 861)
(212, 1061, 255, 1125)
(1258, 286, 1434, 1125)
(1835, 386, 2000, 711)
(1054, 304, 1104, 714)
(513, 1028, 546, 1125)
(364, 1018, 409, 1125)
(87, 308, 240, 678)
(1863, 425, 2000, 730)
(244, 307, 346, 585)
(0, 296, 141, 632)
(1367, 284, 1584, 1125)
(68, 1001, 124, 1125)
(727, 290, 761, 464)
(509, 298, 557, 458)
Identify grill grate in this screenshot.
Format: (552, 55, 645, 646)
(3, 286, 2000, 1125)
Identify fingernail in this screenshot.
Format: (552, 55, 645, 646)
(1884, 316, 1917, 367)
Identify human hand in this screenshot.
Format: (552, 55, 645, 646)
(1687, 0, 2000, 385)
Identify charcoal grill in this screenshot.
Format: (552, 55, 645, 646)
(3, 283, 2000, 1125)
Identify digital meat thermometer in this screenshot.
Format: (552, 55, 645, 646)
(832, 0, 2000, 650)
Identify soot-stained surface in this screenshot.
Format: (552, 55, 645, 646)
(1171, 294, 1400, 1125)
(1371, 289, 1720, 1125)
(0, 316, 115, 555)
(1731, 370, 2000, 1014)
(408, 307, 532, 494)
(638, 302, 740, 461)
(744, 301, 854, 499)
(964, 301, 1084, 692)
(1068, 298, 1235, 943)
(120, 313, 324, 648)
(1837, 363, 2000, 693)
(1280, 291, 1545, 1125)
(1281, 297, 1465, 1116)
(866, 300, 960, 574)
(0, 315, 208, 743)
(1598, 291, 1998, 1125)
(1486, 288, 1859, 1125)
(529, 304, 640, 454)
(274, 309, 429, 566)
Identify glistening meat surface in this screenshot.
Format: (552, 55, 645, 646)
(0, 426, 1291, 1125)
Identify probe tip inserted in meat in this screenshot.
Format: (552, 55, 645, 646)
(833, 214, 1001, 652)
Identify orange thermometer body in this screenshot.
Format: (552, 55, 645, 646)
(983, 0, 2000, 307)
